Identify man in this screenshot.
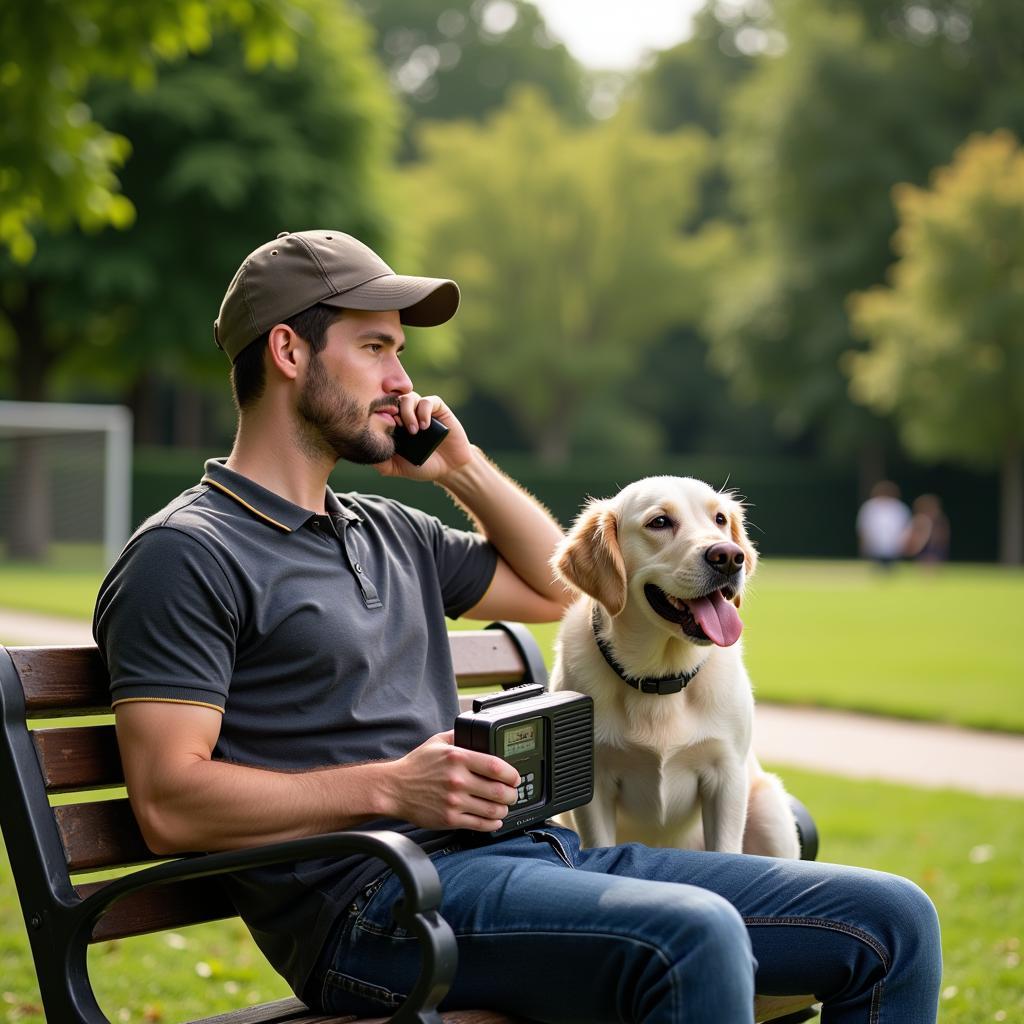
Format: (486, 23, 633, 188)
(856, 481, 912, 569)
(96, 230, 941, 1023)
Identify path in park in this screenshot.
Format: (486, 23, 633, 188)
(2, 606, 1022, 800)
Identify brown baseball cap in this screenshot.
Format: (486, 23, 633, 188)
(214, 229, 460, 361)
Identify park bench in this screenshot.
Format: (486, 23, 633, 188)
(0, 622, 819, 1024)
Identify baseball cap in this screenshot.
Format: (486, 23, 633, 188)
(214, 229, 460, 361)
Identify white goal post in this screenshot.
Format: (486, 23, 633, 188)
(0, 400, 133, 567)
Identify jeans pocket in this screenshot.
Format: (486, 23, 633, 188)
(527, 825, 579, 868)
(320, 966, 407, 1016)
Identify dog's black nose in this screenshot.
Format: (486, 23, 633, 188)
(705, 542, 744, 576)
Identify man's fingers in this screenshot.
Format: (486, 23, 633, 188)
(397, 392, 440, 432)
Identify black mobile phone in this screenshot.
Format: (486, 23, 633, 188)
(392, 418, 449, 466)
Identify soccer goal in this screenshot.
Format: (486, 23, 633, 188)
(0, 401, 132, 569)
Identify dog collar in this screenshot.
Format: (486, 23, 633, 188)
(591, 605, 706, 695)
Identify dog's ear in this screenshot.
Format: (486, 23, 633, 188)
(729, 504, 758, 607)
(552, 499, 627, 616)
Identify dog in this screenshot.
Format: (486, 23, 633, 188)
(550, 475, 800, 858)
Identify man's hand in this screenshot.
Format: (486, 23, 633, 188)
(375, 392, 474, 481)
(380, 730, 521, 832)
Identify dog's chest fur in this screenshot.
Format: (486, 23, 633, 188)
(596, 735, 724, 840)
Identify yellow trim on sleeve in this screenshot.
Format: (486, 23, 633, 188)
(111, 697, 225, 714)
(201, 477, 293, 532)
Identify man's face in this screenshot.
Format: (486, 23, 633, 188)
(295, 309, 411, 464)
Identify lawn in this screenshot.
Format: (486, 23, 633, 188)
(1, 770, 1020, 1023)
(0, 544, 107, 620)
(465, 560, 1024, 734)
(3, 556, 1023, 732)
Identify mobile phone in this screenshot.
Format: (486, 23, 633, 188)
(392, 418, 449, 466)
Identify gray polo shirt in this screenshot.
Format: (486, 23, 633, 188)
(94, 458, 498, 995)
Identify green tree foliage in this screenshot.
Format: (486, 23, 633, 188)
(0, 3, 397, 398)
(353, 0, 588, 152)
(403, 89, 714, 464)
(697, 0, 1024, 459)
(638, 5, 759, 138)
(0, 0, 308, 263)
(0, 2, 398, 558)
(848, 131, 1024, 564)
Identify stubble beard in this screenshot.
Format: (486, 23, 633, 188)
(295, 353, 395, 465)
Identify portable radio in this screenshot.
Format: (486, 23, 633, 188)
(454, 683, 594, 836)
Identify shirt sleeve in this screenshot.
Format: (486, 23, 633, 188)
(93, 527, 240, 712)
(432, 518, 499, 619)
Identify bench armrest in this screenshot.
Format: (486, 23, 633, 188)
(74, 830, 455, 1024)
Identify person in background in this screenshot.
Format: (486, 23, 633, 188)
(856, 480, 911, 569)
(904, 493, 950, 565)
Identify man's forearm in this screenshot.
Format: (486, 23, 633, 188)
(440, 447, 567, 602)
(134, 755, 392, 854)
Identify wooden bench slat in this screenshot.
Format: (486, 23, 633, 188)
(448, 631, 528, 686)
(10, 634, 527, 717)
(76, 876, 235, 942)
(54, 798, 156, 872)
(11, 646, 110, 716)
(33, 724, 124, 792)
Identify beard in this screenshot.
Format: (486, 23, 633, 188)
(295, 353, 395, 465)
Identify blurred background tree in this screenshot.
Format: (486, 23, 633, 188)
(0, 0, 399, 557)
(3, 0, 1024, 562)
(683, 0, 1024, 484)
(353, 0, 589, 155)
(849, 131, 1024, 565)
(0, 0, 308, 263)
(404, 88, 712, 464)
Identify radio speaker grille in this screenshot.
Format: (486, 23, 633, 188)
(551, 702, 593, 805)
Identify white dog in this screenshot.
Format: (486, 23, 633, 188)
(550, 476, 800, 858)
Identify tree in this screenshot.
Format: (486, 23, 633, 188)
(353, 0, 588, 141)
(403, 89, 713, 465)
(0, 3, 399, 558)
(0, 0, 309, 263)
(848, 131, 1024, 564)
(700, 0, 1024, 469)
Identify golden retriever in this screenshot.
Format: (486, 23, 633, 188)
(550, 475, 800, 858)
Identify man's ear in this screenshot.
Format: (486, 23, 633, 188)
(266, 324, 303, 381)
(552, 499, 627, 617)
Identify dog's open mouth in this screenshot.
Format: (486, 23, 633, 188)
(644, 584, 743, 648)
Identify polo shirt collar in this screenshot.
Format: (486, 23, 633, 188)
(201, 459, 361, 532)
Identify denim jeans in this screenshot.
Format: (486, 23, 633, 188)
(308, 826, 941, 1023)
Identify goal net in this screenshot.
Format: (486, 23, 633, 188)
(0, 401, 132, 570)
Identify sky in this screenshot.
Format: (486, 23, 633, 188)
(527, 0, 707, 69)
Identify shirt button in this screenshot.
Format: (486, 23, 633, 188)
(354, 563, 363, 574)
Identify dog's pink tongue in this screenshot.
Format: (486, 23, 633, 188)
(686, 591, 743, 647)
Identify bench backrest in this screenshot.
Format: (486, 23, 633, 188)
(0, 624, 546, 951)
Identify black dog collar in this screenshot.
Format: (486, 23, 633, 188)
(591, 605, 706, 695)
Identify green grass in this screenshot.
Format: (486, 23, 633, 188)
(740, 561, 1024, 733)
(2, 771, 1020, 1022)
(4, 556, 1024, 731)
(459, 560, 1024, 734)
(0, 544, 106, 619)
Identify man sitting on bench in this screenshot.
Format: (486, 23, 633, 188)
(94, 229, 942, 1024)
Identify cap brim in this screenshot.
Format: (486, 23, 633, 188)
(322, 274, 460, 327)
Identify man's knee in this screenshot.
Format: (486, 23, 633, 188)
(624, 887, 755, 1020)
(620, 884, 753, 972)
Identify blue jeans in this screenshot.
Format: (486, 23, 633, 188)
(308, 826, 941, 1023)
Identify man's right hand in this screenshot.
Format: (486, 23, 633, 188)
(381, 730, 521, 832)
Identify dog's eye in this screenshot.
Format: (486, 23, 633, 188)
(715, 512, 728, 527)
(646, 515, 673, 531)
